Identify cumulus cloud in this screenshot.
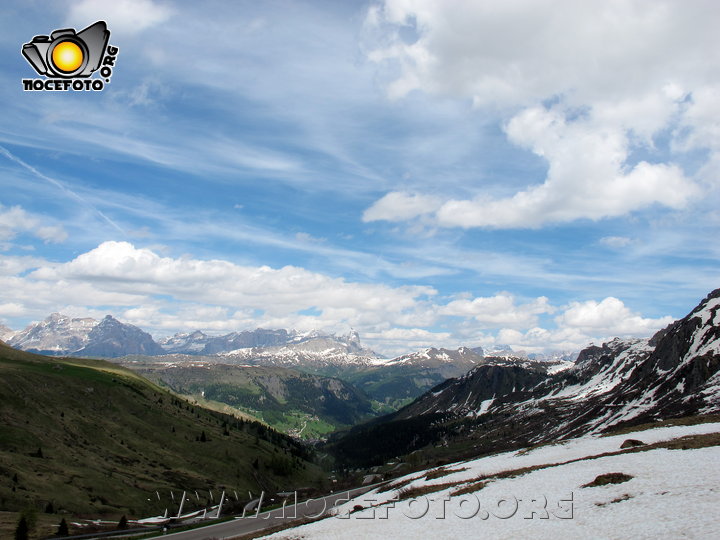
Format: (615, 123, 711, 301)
(24, 241, 438, 337)
(456, 295, 674, 354)
(0, 242, 677, 355)
(439, 293, 553, 328)
(367, 1, 717, 107)
(492, 325, 592, 354)
(364, 0, 714, 229)
(434, 105, 698, 228)
(555, 297, 674, 336)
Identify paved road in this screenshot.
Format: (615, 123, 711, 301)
(159, 484, 381, 540)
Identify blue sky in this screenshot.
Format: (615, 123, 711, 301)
(0, 0, 718, 355)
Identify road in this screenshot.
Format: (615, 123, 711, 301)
(158, 483, 381, 540)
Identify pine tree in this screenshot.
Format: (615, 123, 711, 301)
(14, 517, 28, 540)
(56, 518, 69, 537)
(20, 506, 37, 532)
(117, 515, 127, 529)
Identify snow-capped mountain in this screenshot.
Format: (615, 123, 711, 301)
(157, 328, 367, 356)
(384, 347, 485, 379)
(7, 313, 384, 367)
(221, 330, 385, 368)
(483, 344, 514, 355)
(8, 313, 97, 354)
(401, 289, 720, 431)
(330, 288, 720, 465)
(158, 328, 291, 355)
(78, 315, 165, 357)
(8, 313, 163, 357)
(0, 323, 15, 342)
(527, 349, 579, 363)
(157, 330, 211, 354)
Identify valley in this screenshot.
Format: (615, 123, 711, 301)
(1, 288, 718, 539)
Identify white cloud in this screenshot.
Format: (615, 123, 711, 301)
(364, 327, 453, 356)
(431, 105, 697, 228)
(363, 0, 715, 229)
(0, 303, 26, 318)
(600, 236, 633, 249)
(24, 241, 437, 338)
(368, 1, 718, 108)
(675, 85, 720, 190)
(493, 325, 593, 354)
(439, 293, 553, 328)
(0, 242, 679, 356)
(36, 226, 68, 244)
(67, 0, 173, 35)
(555, 297, 673, 336)
(0, 204, 68, 246)
(0, 255, 47, 276)
(363, 191, 442, 222)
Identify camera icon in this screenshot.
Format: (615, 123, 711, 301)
(22, 21, 109, 78)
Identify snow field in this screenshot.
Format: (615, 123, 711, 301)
(263, 422, 720, 539)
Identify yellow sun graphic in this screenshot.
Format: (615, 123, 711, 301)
(52, 41, 84, 73)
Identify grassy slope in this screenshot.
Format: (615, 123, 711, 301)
(0, 343, 323, 519)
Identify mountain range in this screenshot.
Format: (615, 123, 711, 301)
(327, 288, 720, 467)
(0, 312, 586, 433)
(4, 314, 382, 361)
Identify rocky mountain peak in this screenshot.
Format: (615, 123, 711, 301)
(0, 323, 15, 341)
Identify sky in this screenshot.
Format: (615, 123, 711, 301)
(0, 0, 718, 356)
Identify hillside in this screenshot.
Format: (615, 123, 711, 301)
(0, 342, 322, 518)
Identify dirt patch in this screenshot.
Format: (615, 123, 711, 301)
(376, 477, 415, 494)
(451, 481, 488, 497)
(424, 467, 468, 481)
(595, 493, 633, 507)
(397, 481, 466, 501)
(658, 432, 720, 450)
(582, 472, 634, 488)
(620, 439, 645, 448)
(602, 414, 720, 437)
